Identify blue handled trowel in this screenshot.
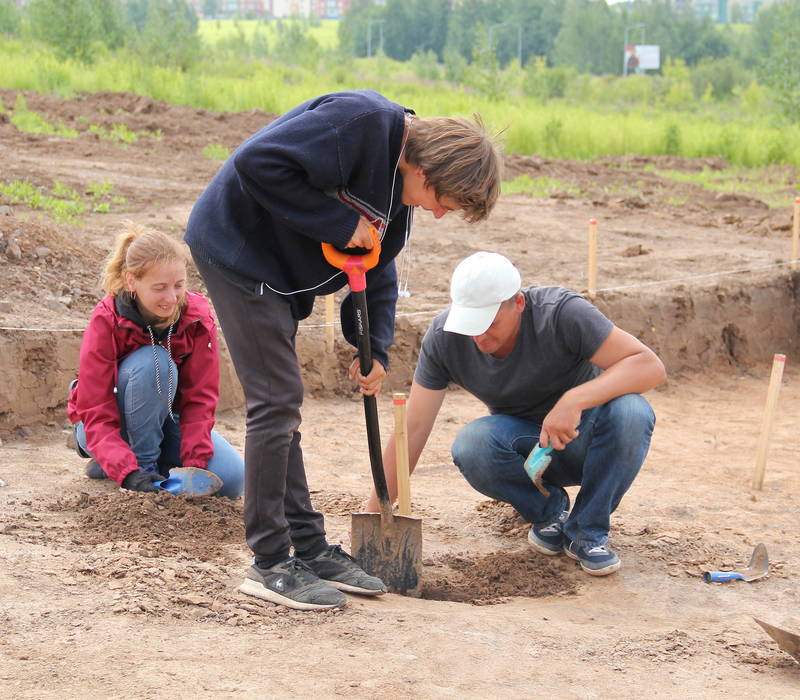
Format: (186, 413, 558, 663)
(523, 444, 553, 497)
(153, 467, 222, 497)
(703, 543, 769, 583)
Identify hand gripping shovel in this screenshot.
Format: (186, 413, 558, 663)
(322, 228, 422, 596)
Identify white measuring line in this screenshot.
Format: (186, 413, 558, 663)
(2, 259, 797, 334)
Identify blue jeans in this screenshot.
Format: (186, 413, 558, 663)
(451, 394, 655, 548)
(75, 346, 244, 499)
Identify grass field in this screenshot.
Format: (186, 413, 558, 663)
(198, 18, 340, 50)
(1, 21, 799, 168)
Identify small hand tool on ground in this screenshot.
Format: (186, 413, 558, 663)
(702, 543, 768, 583)
(523, 444, 553, 497)
(322, 228, 422, 596)
(753, 618, 800, 664)
(153, 467, 222, 496)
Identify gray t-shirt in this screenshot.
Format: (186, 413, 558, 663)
(414, 287, 614, 425)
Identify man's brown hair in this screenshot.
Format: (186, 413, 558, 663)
(404, 115, 502, 223)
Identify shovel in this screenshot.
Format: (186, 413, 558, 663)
(153, 467, 222, 497)
(523, 444, 553, 497)
(702, 543, 769, 583)
(321, 228, 422, 596)
(753, 618, 800, 664)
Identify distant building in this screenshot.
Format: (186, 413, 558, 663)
(310, 0, 349, 19)
(186, 0, 350, 19)
(673, 0, 769, 23)
(270, 0, 311, 17)
(186, 0, 267, 18)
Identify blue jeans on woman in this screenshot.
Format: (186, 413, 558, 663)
(451, 394, 655, 548)
(75, 346, 244, 499)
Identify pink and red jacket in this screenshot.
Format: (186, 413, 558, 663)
(67, 291, 220, 485)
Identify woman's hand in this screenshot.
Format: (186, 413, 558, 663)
(121, 469, 162, 493)
(348, 357, 387, 396)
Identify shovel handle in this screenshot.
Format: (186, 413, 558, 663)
(321, 232, 392, 524)
(351, 288, 393, 522)
(703, 571, 745, 583)
(321, 226, 381, 292)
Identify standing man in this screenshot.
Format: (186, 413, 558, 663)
(369, 252, 665, 576)
(185, 90, 501, 610)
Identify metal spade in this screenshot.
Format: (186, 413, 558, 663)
(321, 229, 422, 597)
(703, 543, 769, 583)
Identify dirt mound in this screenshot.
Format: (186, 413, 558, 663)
(422, 549, 578, 604)
(50, 490, 245, 561)
(0, 216, 104, 326)
(0, 88, 276, 147)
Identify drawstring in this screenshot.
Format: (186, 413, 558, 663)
(397, 207, 414, 298)
(147, 323, 177, 423)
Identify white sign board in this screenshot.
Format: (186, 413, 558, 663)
(635, 45, 660, 70)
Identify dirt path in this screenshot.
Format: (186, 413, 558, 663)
(1, 89, 799, 697)
(1, 368, 799, 697)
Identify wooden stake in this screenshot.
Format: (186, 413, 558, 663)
(393, 392, 411, 516)
(324, 294, 335, 354)
(587, 219, 598, 300)
(752, 353, 786, 491)
(791, 198, 800, 272)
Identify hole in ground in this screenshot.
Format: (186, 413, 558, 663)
(421, 549, 578, 604)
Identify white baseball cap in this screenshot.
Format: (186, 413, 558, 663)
(443, 252, 522, 336)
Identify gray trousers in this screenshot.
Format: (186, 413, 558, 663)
(193, 254, 327, 562)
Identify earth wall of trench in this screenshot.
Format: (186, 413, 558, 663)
(0, 273, 797, 435)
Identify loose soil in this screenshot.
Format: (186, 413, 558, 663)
(1, 89, 798, 698)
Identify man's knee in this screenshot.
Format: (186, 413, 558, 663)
(604, 394, 655, 437)
(451, 417, 495, 469)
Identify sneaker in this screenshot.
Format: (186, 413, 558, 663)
(238, 557, 346, 611)
(528, 510, 569, 556)
(300, 544, 388, 596)
(85, 459, 107, 479)
(564, 540, 621, 576)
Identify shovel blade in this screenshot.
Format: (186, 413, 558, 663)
(754, 618, 800, 663)
(351, 512, 423, 597)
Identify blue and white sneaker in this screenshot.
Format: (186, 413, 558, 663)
(564, 540, 621, 576)
(528, 510, 569, 556)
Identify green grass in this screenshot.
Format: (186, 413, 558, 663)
(502, 174, 582, 197)
(651, 166, 799, 206)
(198, 18, 340, 50)
(89, 122, 163, 143)
(0, 179, 127, 221)
(10, 94, 77, 137)
(1, 38, 800, 168)
(202, 143, 230, 160)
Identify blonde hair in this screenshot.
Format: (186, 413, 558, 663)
(102, 222, 189, 327)
(404, 115, 502, 223)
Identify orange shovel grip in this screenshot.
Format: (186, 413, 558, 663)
(321, 225, 381, 272)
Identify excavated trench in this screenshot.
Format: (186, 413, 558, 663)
(0, 272, 798, 435)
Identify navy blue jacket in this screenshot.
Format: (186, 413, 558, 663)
(185, 90, 414, 368)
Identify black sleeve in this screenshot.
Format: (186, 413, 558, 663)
(233, 109, 359, 249)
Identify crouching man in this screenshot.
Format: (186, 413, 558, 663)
(369, 252, 666, 576)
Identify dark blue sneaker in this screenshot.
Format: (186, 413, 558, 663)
(528, 510, 569, 556)
(564, 540, 621, 576)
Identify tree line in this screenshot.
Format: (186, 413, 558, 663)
(0, 0, 797, 119)
(0, 0, 200, 68)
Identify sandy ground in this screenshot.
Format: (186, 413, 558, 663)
(1, 89, 799, 697)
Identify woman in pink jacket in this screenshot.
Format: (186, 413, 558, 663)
(67, 224, 243, 498)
